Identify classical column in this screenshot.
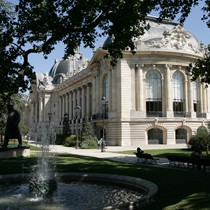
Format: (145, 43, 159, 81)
(161, 76, 165, 114)
(58, 96, 61, 121)
(34, 102, 37, 126)
(30, 103, 34, 125)
(135, 64, 140, 111)
(62, 94, 65, 119)
(136, 65, 146, 118)
(188, 77, 193, 112)
(69, 91, 72, 119)
(65, 93, 69, 114)
(203, 83, 207, 113)
(187, 76, 195, 118)
(165, 65, 173, 118)
(73, 90, 76, 110)
(81, 86, 85, 118)
(91, 75, 96, 114)
(108, 69, 112, 111)
(87, 84, 90, 117)
(185, 79, 188, 113)
(111, 68, 116, 112)
(39, 97, 43, 122)
(199, 83, 204, 113)
(95, 74, 100, 113)
(77, 88, 80, 107)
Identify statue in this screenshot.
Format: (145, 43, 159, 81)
(1, 105, 22, 149)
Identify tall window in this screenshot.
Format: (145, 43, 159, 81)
(103, 74, 109, 101)
(146, 70, 162, 116)
(172, 71, 185, 116)
(192, 80, 200, 112)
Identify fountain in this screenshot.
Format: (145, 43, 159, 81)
(0, 122, 158, 209)
(29, 121, 57, 197)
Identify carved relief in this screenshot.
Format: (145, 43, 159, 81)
(136, 24, 202, 54)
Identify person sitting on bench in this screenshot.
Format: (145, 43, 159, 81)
(136, 147, 144, 155)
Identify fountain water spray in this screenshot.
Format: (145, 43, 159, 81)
(29, 121, 57, 198)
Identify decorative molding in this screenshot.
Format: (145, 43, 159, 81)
(135, 24, 202, 55)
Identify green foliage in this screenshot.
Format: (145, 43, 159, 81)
(80, 116, 98, 149)
(64, 135, 77, 147)
(1, 0, 210, 99)
(19, 121, 28, 135)
(188, 126, 210, 154)
(187, 45, 210, 83)
(0, 93, 28, 133)
(80, 136, 98, 149)
(55, 134, 65, 145)
(63, 117, 71, 136)
(81, 116, 92, 142)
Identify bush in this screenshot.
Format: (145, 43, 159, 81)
(64, 135, 77, 147)
(55, 134, 65, 145)
(188, 126, 210, 155)
(80, 136, 98, 149)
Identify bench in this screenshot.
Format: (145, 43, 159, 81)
(167, 155, 210, 171)
(135, 153, 159, 164)
(167, 155, 192, 167)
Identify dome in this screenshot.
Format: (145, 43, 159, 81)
(49, 51, 89, 85)
(103, 16, 203, 56)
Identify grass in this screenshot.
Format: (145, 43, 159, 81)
(0, 149, 210, 209)
(117, 148, 210, 158)
(5, 140, 39, 151)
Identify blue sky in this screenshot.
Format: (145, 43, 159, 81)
(27, 3, 210, 73)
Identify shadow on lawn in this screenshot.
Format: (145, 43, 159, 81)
(0, 156, 37, 175)
(151, 148, 193, 158)
(56, 153, 138, 174)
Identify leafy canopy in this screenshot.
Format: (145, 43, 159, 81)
(0, 0, 210, 103)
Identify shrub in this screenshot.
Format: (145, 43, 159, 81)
(80, 136, 98, 149)
(188, 126, 210, 155)
(64, 135, 77, 147)
(55, 134, 65, 145)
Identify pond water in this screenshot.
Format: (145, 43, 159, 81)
(0, 180, 145, 210)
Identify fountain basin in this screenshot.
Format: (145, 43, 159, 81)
(0, 173, 158, 209)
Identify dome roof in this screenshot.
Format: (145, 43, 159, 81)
(49, 51, 89, 84)
(103, 16, 203, 56)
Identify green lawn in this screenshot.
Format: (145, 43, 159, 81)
(0, 151, 210, 210)
(117, 148, 210, 158)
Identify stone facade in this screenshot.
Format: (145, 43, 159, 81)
(25, 17, 209, 146)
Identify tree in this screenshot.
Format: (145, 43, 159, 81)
(0, 0, 36, 104)
(81, 116, 92, 142)
(188, 126, 210, 155)
(0, 93, 28, 136)
(80, 116, 97, 149)
(1, 0, 210, 102)
(187, 45, 210, 83)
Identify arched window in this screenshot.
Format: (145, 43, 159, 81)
(146, 70, 162, 116)
(172, 71, 185, 116)
(148, 128, 163, 144)
(175, 128, 187, 144)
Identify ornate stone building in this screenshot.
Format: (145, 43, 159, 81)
(25, 17, 209, 146)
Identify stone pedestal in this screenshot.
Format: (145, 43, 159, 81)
(0, 146, 30, 159)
